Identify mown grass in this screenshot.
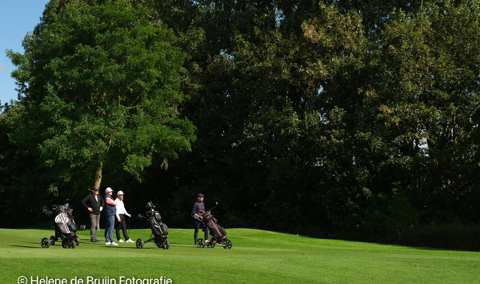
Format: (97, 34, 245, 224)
(1, 228, 479, 283)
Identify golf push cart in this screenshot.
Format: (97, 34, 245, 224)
(41, 203, 80, 249)
(135, 201, 169, 249)
(192, 202, 232, 249)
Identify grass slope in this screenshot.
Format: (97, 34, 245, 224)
(1, 228, 479, 283)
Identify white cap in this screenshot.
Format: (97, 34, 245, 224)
(117, 190, 124, 196)
(105, 187, 113, 193)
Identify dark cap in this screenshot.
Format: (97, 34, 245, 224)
(92, 186, 99, 191)
(197, 193, 204, 197)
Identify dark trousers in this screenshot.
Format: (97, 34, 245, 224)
(89, 213, 100, 241)
(194, 220, 209, 243)
(116, 214, 129, 241)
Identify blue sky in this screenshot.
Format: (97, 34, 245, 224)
(1, 0, 50, 106)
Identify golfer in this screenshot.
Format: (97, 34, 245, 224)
(104, 187, 118, 246)
(192, 193, 209, 247)
(115, 191, 133, 243)
(81, 186, 104, 242)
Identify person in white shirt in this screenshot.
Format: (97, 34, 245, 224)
(115, 191, 133, 243)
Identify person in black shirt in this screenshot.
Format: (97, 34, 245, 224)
(192, 193, 209, 247)
(81, 186, 105, 242)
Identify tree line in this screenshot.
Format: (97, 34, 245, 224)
(1, 0, 480, 249)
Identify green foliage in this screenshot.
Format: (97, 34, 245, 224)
(369, 0, 480, 224)
(6, 0, 195, 192)
(2, 0, 480, 248)
(352, 187, 419, 242)
(152, 0, 480, 242)
(401, 223, 480, 251)
(0, 102, 55, 227)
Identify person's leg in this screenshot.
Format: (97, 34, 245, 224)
(90, 213, 98, 241)
(194, 221, 200, 245)
(94, 214, 100, 241)
(120, 215, 129, 240)
(104, 215, 110, 243)
(108, 216, 115, 243)
(116, 215, 122, 241)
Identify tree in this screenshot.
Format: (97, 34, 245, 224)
(370, 0, 480, 223)
(6, 0, 196, 193)
(0, 102, 57, 227)
(151, 0, 480, 239)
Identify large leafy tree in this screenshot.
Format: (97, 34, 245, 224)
(0, 102, 58, 227)
(370, 0, 480, 222)
(4, 0, 480, 245)
(6, 0, 196, 192)
(148, 0, 480, 238)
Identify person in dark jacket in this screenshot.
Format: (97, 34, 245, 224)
(192, 193, 209, 247)
(81, 186, 105, 242)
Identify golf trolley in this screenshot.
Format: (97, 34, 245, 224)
(41, 203, 80, 249)
(135, 201, 170, 249)
(192, 202, 232, 249)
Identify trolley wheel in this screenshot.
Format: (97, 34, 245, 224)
(197, 238, 205, 248)
(62, 238, 68, 248)
(41, 238, 50, 248)
(50, 236, 56, 246)
(224, 239, 232, 249)
(163, 239, 170, 249)
(136, 238, 144, 249)
(207, 240, 215, 248)
(70, 241, 76, 249)
(75, 236, 80, 246)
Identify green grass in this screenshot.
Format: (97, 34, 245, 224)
(1, 228, 479, 283)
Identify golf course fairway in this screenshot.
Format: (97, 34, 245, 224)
(1, 228, 479, 283)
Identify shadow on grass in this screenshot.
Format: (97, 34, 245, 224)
(345, 239, 477, 252)
(101, 246, 164, 250)
(400, 244, 479, 252)
(9, 244, 42, 249)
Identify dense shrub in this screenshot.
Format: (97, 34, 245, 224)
(400, 223, 480, 251)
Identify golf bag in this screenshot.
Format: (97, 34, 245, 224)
(202, 211, 227, 241)
(135, 201, 169, 249)
(42, 203, 79, 249)
(53, 204, 77, 236)
(192, 203, 232, 249)
(146, 204, 168, 238)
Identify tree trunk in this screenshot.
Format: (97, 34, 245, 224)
(94, 161, 103, 188)
(94, 138, 111, 189)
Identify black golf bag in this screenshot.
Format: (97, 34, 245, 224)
(42, 203, 79, 249)
(202, 211, 227, 241)
(135, 201, 169, 249)
(192, 204, 232, 249)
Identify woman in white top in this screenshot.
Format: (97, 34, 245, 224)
(115, 191, 133, 243)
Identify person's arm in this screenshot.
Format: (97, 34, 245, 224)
(81, 195, 92, 211)
(106, 197, 117, 206)
(124, 204, 131, 217)
(193, 202, 200, 214)
(192, 203, 203, 220)
(115, 198, 122, 221)
(100, 196, 104, 211)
